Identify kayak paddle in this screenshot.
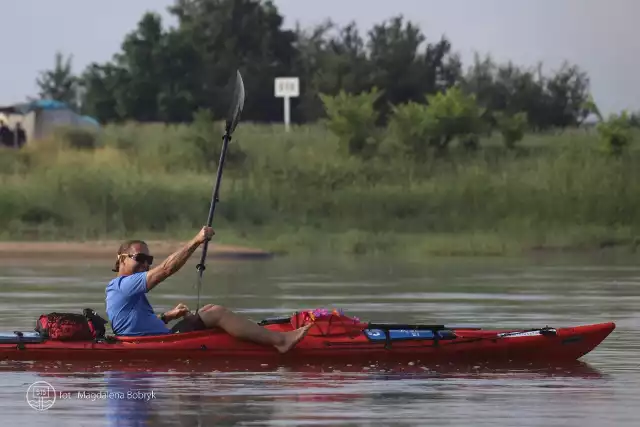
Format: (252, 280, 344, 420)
(194, 70, 246, 313)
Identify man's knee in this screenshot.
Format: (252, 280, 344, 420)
(198, 305, 228, 326)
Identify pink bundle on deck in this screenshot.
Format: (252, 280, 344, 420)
(290, 308, 366, 338)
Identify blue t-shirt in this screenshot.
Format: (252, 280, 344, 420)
(106, 272, 170, 336)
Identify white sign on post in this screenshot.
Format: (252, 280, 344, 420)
(274, 77, 299, 132)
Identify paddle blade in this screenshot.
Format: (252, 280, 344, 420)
(225, 70, 245, 135)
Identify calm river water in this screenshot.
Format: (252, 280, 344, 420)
(0, 254, 637, 426)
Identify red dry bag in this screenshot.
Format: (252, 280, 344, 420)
(35, 309, 108, 341)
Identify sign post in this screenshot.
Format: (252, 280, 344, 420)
(274, 77, 299, 132)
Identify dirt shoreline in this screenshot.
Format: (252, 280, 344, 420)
(0, 241, 273, 260)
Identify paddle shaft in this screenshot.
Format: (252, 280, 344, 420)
(195, 131, 232, 313)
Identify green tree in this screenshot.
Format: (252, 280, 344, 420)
(460, 54, 592, 131)
(64, 0, 599, 133)
(115, 12, 166, 121)
(36, 52, 80, 108)
(292, 20, 373, 122)
(155, 30, 200, 122)
(169, 0, 297, 122)
(367, 16, 460, 120)
(79, 63, 128, 123)
(81, 0, 298, 124)
(543, 62, 592, 127)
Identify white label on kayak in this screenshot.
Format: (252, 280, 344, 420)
(396, 329, 420, 337)
(497, 330, 542, 338)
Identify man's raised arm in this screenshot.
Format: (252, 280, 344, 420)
(146, 227, 214, 291)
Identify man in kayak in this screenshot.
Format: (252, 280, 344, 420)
(106, 226, 311, 353)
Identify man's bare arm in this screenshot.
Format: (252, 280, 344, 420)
(146, 237, 201, 291)
(145, 226, 214, 291)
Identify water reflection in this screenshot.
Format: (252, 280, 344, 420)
(102, 371, 160, 427)
(1, 359, 609, 426)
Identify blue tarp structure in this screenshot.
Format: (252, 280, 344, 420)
(0, 99, 100, 128)
(80, 115, 100, 127)
(8, 99, 70, 114)
(27, 99, 69, 111)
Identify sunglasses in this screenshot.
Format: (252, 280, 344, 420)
(123, 253, 154, 265)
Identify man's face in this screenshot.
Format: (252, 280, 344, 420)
(121, 243, 154, 274)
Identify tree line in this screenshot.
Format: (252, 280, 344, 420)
(36, 0, 631, 135)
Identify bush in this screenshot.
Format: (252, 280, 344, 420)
(494, 111, 528, 149)
(423, 86, 486, 152)
(0, 147, 29, 174)
(597, 111, 633, 155)
(319, 88, 382, 158)
(99, 115, 246, 174)
(183, 109, 247, 171)
(51, 126, 102, 150)
(387, 101, 436, 160)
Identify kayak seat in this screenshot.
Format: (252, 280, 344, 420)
(0, 331, 45, 344)
(364, 329, 457, 342)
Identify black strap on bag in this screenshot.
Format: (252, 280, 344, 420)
(83, 308, 109, 341)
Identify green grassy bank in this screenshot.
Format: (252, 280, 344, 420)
(0, 122, 639, 258)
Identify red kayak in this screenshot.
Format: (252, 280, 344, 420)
(0, 310, 615, 364)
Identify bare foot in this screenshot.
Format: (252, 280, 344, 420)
(274, 324, 312, 353)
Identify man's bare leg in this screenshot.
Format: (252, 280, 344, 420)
(196, 305, 311, 353)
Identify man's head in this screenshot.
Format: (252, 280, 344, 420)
(112, 240, 154, 275)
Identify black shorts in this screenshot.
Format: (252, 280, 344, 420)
(170, 313, 207, 333)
